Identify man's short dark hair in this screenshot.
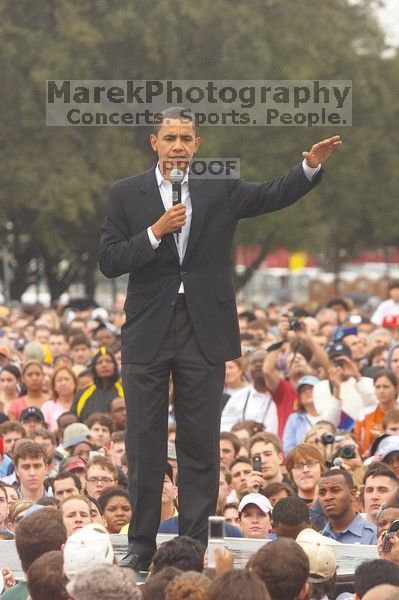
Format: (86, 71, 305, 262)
(326, 297, 350, 311)
(27, 550, 68, 600)
(151, 536, 205, 574)
(84, 412, 113, 432)
(263, 481, 294, 500)
(272, 496, 310, 526)
(140, 566, 183, 600)
(53, 471, 82, 492)
(110, 430, 125, 444)
(220, 432, 241, 456)
(0, 421, 26, 438)
(320, 468, 355, 489)
(13, 441, 48, 468)
(229, 456, 252, 471)
(249, 432, 282, 455)
(207, 570, 271, 600)
(354, 559, 399, 598)
(15, 507, 67, 573)
(363, 462, 398, 486)
(153, 106, 196, 135)
(248, 538, 309, 600)
(30, 429, 56, 446)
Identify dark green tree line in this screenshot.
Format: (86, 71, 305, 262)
(0, 0, 397, 301)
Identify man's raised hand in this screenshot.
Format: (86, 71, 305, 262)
(303, 135, 342, 168)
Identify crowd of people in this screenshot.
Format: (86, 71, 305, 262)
(2, 283, 399, 598)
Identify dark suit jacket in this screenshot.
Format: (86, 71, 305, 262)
(98, 163, 322, 364)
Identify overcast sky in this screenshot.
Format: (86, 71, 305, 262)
(376, 0, 399, 49)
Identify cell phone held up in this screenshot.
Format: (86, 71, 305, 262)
(252, 456, 262, 473)
(207, 516, 225, 568)
(382, 520, 399, 552)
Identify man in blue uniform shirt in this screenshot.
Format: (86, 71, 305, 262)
(319, 469, 376, 545)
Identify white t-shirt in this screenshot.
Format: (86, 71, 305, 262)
(221, 385, 278, 434)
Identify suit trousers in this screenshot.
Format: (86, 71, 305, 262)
(122, 296, 225, 557)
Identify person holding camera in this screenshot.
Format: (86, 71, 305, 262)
(282, 375, 341, 454)
(312, 341, 377, 436)
(262, 317, 331, 440)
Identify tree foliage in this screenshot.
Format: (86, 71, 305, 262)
(0, 0, 397, 300)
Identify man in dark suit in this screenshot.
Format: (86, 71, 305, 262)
(98, 106, 341, 570)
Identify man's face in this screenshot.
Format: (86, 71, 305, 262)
(250, 441, 282, 483)
(15, 456, 47, 492)
(218, 471, 231, 507)
(290, 460, 322, 494)
(0, 488, 8, 525)
(48, 334, 68, 357)
(33, 435, 55, 459)
(21, 417, 43, 435)
(220, 439, 236, 467)
(390, 348, 399, 377)
(89, 422, 111, 447)
(230, 461, 252, 496)
(390, 288, 399, 303)
(249, 350, 266, 383)
(53, 477, 80, 502)
(3, 431, 24, 455)
(161, 474, 176, 506)
(223, 506, 239, 527)
(86, 465, 116, 499)
(239, 504, 271, 539)
(344, 335, 366, 362)
(34, 327, 50, 344)
(363, 475, 397, 521)
(70, 344, 92, 365)
(109, 397, 127, 430)
(150, 118, 201, 178)
(286, 352, 309, 379)
(318, 474, 355, 520)
(110, 441, 125, 466)
(61, 498, 91, 536)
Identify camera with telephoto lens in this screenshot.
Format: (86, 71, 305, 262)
(339, 445, 356, 459)
(320, 432, 335, 445)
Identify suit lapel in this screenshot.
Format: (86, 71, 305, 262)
(140, 165, 179, 260)
(183, 177, 208, 265)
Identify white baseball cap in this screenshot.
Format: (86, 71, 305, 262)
(63, 523, 114, 578)
(296, 528, 337, 581)
(238, 493, 273, 515)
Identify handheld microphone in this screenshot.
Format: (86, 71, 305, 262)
(332, 457, 344, 469)
(170, 169, 184, 234)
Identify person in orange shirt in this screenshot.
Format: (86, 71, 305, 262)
(355, 370, 398, 456)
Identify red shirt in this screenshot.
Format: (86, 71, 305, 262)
(271, 379, 298, 441)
